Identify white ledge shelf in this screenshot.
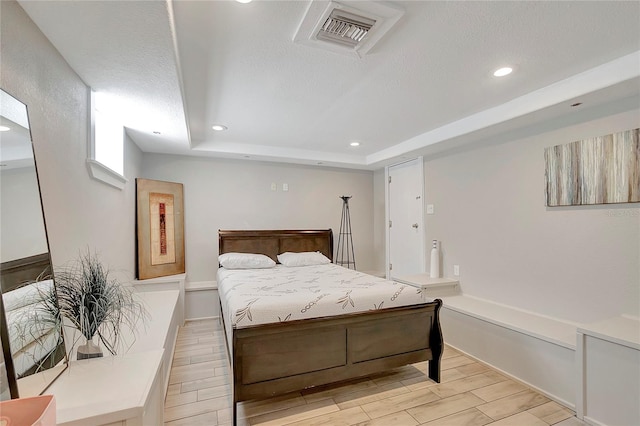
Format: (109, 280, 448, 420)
(577, 315, 640, 350)
(86, 159, 128, 190)
(394, 273, 460, 297)
(132, 273, 186, 286)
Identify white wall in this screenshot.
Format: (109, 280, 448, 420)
(1, 0, 143, 281)
(0, 166, 48, 262)
(141, 154, 374, 282)
(419, 109, 639, 323)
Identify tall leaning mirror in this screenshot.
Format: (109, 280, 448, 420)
(0, 89, 67, 400)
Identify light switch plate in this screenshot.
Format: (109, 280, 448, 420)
(427, 204, 434, 214)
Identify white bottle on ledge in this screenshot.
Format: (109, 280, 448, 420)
(430, 240, 440, 278)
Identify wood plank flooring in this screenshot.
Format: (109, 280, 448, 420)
(164, 319, 584, 426)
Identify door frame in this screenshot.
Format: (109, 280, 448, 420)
(385, 156, 425, 279)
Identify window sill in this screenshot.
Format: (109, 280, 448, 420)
(87, 159, 128, 190)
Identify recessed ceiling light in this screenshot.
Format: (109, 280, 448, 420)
(235, 0, 252, 3)
(350, 142, 360, 147)
(493, 67, 513, 77)
(212, 124, 228, 131)
(0, 126, 10, 132)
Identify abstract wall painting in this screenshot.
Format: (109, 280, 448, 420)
(136, 178, 185, 279)
(544, 128, 639, 206)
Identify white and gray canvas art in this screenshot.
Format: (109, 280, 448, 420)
(544, 128, 639, 206)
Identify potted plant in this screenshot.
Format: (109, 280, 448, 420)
(52, 251, 147, 359)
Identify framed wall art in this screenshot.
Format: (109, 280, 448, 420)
(136, 178, 185, 279)
(544, 128, 639, 206)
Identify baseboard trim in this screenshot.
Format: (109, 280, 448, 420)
(583, 415, 607, 426)
(185, 280, 217, 292)
(185, 316, 219, 323)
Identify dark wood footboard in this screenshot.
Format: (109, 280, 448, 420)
(225, 299, 443, 425)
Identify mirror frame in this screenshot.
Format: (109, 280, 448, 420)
(0, 88, 68, 399)
(0, 295, 19, 398)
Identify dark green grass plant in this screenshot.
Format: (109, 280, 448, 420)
(53, 251, 147, 355)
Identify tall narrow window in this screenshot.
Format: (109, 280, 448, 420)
(94, 107, 123, 175)
(88, 91, 128, 189)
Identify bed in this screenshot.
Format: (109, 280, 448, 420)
(0, 253, 65, 380)
(217, 229, 443, 424)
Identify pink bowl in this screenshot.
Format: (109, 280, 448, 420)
(0, 394, 56, 426)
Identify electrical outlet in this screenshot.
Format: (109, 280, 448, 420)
(453, 265, 460, 276)
(282, 183, 289, 191)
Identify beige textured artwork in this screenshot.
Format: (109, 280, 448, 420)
(149, 192, 176, 265)
(545, 128, 640, 206)
(136, 178, 184, 280)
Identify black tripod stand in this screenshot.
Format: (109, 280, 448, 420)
(336, 196, 356, 270)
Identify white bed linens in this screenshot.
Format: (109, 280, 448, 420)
(217, 263, 429, 330)
(2, 279, 59, 376)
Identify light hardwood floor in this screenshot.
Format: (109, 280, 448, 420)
(164, 319, 584, 426)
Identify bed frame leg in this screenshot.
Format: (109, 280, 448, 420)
(428, 298, 444, 383)
(232, 397, 237, 426)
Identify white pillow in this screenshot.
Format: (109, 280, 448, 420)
(277, 251, 331, 267)
(218, 252, 275, 269)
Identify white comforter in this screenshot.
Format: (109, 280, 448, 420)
(2, 280, 58, 377)
(217, 263, 428, 329)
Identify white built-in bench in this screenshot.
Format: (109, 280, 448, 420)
(400, 274, 640, 424)
(442, 295, 578, 349)
(127, 289, 183, 393)
(398, 274, 578, 406)
(439, 294, 578, 408)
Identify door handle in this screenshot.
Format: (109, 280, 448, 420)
(412, 223, 419, 228)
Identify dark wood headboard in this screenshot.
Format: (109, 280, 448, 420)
(0, 252, 51, 293)
(218, 229, 333, 263)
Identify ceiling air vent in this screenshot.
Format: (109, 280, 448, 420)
(316, 10, 376, 48)
(293, 1, 404, 58)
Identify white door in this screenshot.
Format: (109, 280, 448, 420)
(386, 158, 424, 279)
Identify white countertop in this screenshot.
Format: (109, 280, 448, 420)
(49, 349, 164, 426)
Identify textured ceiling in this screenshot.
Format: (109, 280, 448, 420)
(18, 0, 640, 169)
(0, 90, 32, 166)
